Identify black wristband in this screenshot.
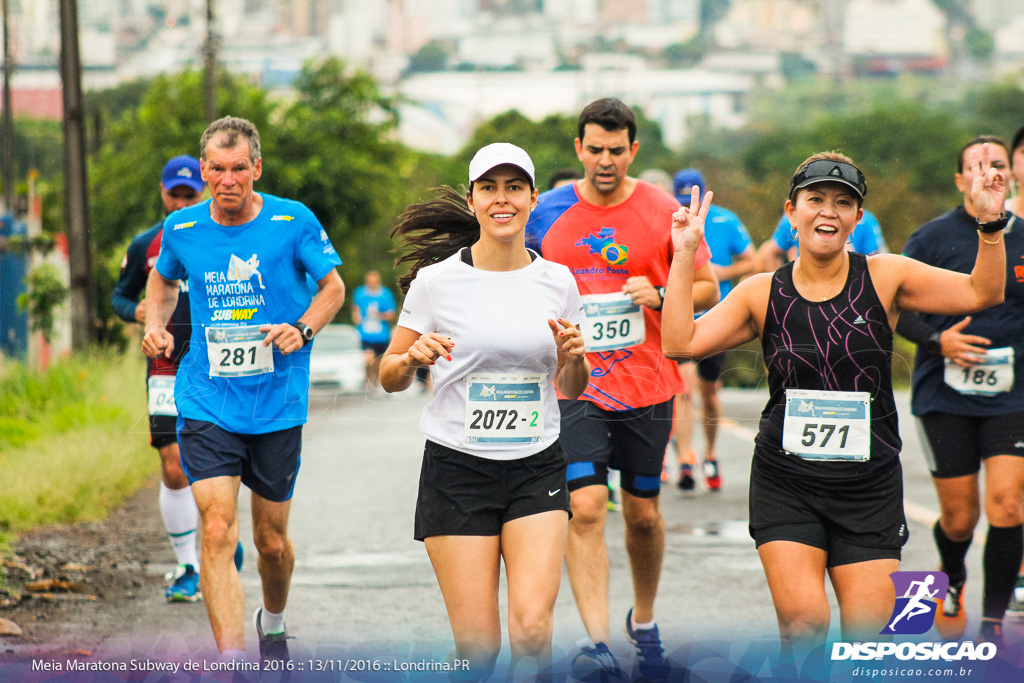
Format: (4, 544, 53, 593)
(654, 286, 666, 310)
(977, 213, 1009, 233)
(923, 330, 943, 355)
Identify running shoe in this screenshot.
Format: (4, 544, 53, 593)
(978, 618, 1004, 648)
(234, 541, 244, 572)
(165, 564, 200, 603)
(702, 460, 722, 491)
(1005, 575, 1024, 617)
(607, 485, 621, 513)
(624, 608, 671, 680)
(570, 639, 622, 682)
(254, 606, 290, 663)
(677, 463, 695, 491)
(935, 579, 967, 640)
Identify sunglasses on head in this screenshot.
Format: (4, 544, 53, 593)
(789, 160, 867, 200)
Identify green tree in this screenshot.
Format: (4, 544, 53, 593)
(268, 58, 420, 295)
(969, 81, 1024, 142)
(17, 264, 68, 343)
(407, 43, 449, 73)
(662, 37, 707, 68)
(88, 69, 275, 253)
(12, 119, 63, 179)
(84, 78, 153, 153)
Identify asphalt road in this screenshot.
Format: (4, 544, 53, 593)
(86, 384, 1022, 675)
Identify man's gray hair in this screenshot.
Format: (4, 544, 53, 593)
(200, 116, 261, 163)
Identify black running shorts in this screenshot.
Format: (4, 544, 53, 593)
(414, 439, 570, 541)
(149, 414, 178, 450)
(748, 454, 909, 567)
(696, 353, 726, 383)
(177, 416, 302, 502)
(916, 410, 1024, 479)
(559, 398, 674, 498)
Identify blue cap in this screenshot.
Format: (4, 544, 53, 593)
(673, 168, 705, 206)
(161, 155, 204, 192)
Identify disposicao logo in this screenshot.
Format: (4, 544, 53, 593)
(576, 228, 628, 265)
(830, 571, 997, 663)
(881, 571, 946, 635)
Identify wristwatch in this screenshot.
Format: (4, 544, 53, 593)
(654, 287, 666, 310)
(292, 322, 314, 346)
(977, 213, 1009, 233)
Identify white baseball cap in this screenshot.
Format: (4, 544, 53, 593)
(468, 143, 535, 185)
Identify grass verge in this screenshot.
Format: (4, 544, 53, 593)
(0, 351, 157, 592)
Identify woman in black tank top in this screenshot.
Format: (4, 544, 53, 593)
(661, 149, 1007, 658)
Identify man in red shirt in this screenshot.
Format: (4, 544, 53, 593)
(526, 98, 718, 680)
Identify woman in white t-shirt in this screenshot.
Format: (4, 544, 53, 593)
(380, 143, 590, 679)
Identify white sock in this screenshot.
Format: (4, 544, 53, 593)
(159, 482, 200, 570)
(219, 649, 247, 662)
(631, 612, 656, 631)
(260, 607, 286, 635)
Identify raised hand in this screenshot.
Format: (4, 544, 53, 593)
(967, 143, 1007, 221)
(671, 186, 714, 254)
(548, 318, 585, 361)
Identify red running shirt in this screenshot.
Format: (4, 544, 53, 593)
(526, 180, 712, 410)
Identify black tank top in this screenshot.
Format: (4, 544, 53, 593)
(756, 252, 901, 481)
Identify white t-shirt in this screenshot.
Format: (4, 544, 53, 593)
(398, 250, 586, 460)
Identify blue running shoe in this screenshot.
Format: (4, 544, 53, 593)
(570, 639, 622, 682)
(624, 608, 670, 680)
(234, 542, 244, 571)
(165, 564, 200, 603)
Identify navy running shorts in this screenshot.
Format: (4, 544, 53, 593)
(916, 410, 1024, 478)
(414, 439, 570, 541)
(177, 416, 302, 502)
(558, 398, 674, 498)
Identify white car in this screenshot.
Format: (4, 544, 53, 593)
(308, 324, 366, 395)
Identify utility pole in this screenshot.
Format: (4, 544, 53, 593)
(2, 0, 14, 214)
(204, 0, 217, 123)
(59, 0, 94, 347)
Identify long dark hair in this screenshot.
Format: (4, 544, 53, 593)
(391, 185, 479, 293)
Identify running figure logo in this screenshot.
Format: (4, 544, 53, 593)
(881, 571, 949, 635)
(576, 228, 628, 266)
(227, 254, 267, 290)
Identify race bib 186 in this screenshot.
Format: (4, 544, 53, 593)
(465, 373, 545, 444)
(206, 325, 274, 378)
(580, 292, 645, 352)
(782, 389, 871, 462)
(944, 347, 1014, 396)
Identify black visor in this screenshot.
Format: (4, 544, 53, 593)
(789, 160, 867, 201)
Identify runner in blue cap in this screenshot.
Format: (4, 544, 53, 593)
(670, 168, 755, 492)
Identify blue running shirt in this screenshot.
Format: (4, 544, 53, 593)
(353, 285, 396, 344)
(703, 204, 752, 301)
(156, 194, 342, 434)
